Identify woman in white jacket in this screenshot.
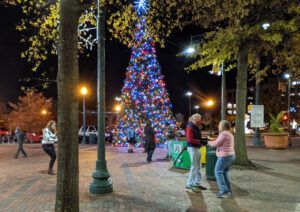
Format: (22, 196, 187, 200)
(42, 120, 58, 175)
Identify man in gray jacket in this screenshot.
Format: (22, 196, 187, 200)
(14, 127, 27, 158)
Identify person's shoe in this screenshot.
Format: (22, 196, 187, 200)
(147, 160, 151, 163)
(216, 191, 228, 198)
(185, 186, 201, 193)
(23, 155, 27, 158)
(128, 150, 131, 153)
(14, 156, 18, 159)
(194, 185, 207, 190)
(226, 191, 233, 196)
(48, 169, 56, 175)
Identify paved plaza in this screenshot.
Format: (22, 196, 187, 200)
(0, 136, 300, 212)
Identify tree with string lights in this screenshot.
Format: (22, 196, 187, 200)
(114, 0, 175, 145)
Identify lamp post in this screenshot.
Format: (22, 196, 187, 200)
(284, 73, 291, 138)
(186, 91, 192, 117)
(253, 56, 261, 146)
(253, 23, 270, 146)
(185, 38, 226, 120)
(81, 87, 87, 144)
(194, 105, 199, 113)
(207, 100, 214, 136)
(89, 1, 113, 194)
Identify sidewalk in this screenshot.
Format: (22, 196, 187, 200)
(0, 137, 300, 212)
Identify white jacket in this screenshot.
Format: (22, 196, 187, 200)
(42, 128, 58, 144)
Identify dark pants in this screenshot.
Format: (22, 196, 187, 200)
(147, 149, 155, 161)
(42, 144, 56, 169)
(15, 143, 27, 158)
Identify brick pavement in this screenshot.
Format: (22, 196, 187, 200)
(0, 137, 300, 212)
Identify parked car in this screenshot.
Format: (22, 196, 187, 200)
(0, 127, 10, 138)
(26, 132, 43, 143)
(79, 125, 98, 138)
(105, 130, 113, 143)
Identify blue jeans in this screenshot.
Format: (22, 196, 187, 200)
(186, 147, 202, 187)
(214, 154, 236, 193)
(147, 149, 155, 161)
(167, 140, 173, 158)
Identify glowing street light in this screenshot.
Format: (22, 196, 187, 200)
(194, 105, 200, 113)
(81, 86, 88, 144)
(185, 47, 195, 54)
(41, 109, 47, 115)
(115, 105, 121, 112)
(115, 97, 121, 102)
(262, 23, 270, 30)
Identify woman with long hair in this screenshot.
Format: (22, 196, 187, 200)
(208, 120, 235, 198)
(42, 120, 58, 175)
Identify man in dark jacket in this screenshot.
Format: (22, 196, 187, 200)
(14, 127, 27, 158)
(144, 120, 156, 163)
(185, 114, 207, 193)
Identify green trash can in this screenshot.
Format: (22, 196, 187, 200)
(206, 145, 217, 180)
(172, 140, 191, 169)
(89, 134, 96, 144)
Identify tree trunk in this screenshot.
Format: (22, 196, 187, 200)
(234, 44, 251, 166)
(56, 0, 80, 211)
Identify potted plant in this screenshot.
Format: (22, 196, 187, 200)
(263, 111, 289, 149)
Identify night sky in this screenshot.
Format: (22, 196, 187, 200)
(0, 4, 237, 118)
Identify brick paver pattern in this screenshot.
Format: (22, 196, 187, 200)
(0, 137, 300, 212)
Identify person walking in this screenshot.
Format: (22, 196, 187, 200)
(14, 127, 27, 158)
(185, 113, 207, 193)
(144, 120, 156, 163)
(42, 120, 58, 175)
(208, 120, 235, 198)
(165, 122, 175, 159)
(127, 125, 136, 153)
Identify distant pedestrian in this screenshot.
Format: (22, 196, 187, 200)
(208, 120, 235, 198)
(185, 114, 207, 193)
(42, 120, 58, 175)
(127, 125, 136, 153)
(144, 120, 156, 163)
(14, 127, 27, 158)
(165, 122, 175, 159)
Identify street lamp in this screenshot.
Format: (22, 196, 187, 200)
(81, 87, 87, 144)
(89, 0, 113, 194)
(41, 109, 47, 115)
(115, 105, 121, 112)
(253, 22, 271, 146)
(207, 100, 214, 136)
(284, 73, 291, 141)
(194, 105, 199, 113)
(185, 34, 226, 120)
(186, 91, 192, 117)
(115, 97, 121, 102)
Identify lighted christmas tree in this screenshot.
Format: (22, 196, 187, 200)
(114, 0, 175, 145)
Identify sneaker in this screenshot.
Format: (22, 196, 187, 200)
(226, 191, 233, 196)
(185, 186, 201, 193)
(216, 191, 228, 198)
(193, 185, 207, 190)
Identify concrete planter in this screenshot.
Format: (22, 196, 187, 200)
(263, 133, 289, 149)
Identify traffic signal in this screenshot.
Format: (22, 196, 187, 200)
(282, 114, 288, 121)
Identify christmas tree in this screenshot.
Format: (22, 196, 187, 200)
(114, 0, 175, 145)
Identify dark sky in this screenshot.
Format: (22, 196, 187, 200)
(0, 5, 237, 118)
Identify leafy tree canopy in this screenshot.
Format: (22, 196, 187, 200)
(8, 90, 53, 132)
